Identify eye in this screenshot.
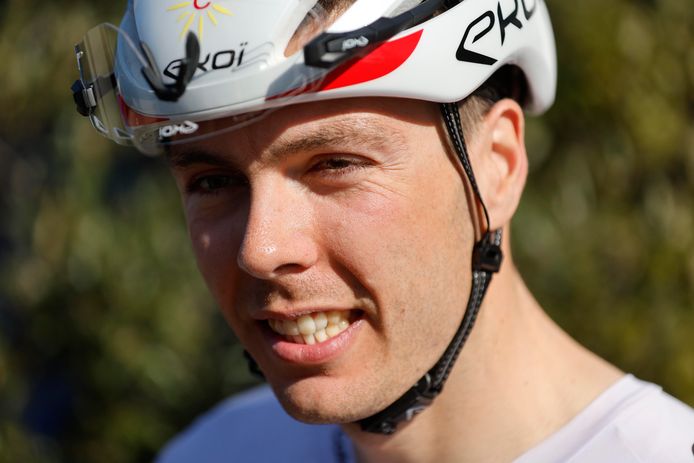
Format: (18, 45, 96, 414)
(187, 173, 247, 196)
(318, 158, 355, 170)
(309, 156, 371, 175)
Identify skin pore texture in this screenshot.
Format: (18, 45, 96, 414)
(168, 97, 623, 463)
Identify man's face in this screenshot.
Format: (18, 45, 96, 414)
(169, 98, 476, 423)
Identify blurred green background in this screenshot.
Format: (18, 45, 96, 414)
(0, 0, 692, 461)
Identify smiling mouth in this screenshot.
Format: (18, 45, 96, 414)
(267, 310, 360, 345)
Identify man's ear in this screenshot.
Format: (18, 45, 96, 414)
(470, 99, 528, 231)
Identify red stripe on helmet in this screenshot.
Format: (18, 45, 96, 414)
(269, 29, 423, 100)
(319, 29, 423, 90)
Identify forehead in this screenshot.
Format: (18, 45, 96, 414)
(167, 97, 440, 167)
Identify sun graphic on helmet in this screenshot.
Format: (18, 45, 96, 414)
(167, 1, 232, 42)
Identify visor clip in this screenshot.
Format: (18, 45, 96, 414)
(140, 32, 200, 102)
(71, 79, 96, 117)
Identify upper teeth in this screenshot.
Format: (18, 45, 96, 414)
(268, 311, 351, 345)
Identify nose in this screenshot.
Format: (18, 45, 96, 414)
(237, 178, 318, 279)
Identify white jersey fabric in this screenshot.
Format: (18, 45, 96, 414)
(514, 375, 694, 463)
(157, 375, 694, 463)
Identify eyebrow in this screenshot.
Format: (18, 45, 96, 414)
(166, 148, 232, 169)
(268, 117, 407, 160)
(166, 116, 408, 169)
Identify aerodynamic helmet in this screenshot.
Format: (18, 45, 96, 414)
(72, 0, 556, 155)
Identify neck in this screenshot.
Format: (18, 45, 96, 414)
(341, 244, 622, 463)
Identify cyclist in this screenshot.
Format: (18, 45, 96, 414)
(71, 0, 694, 461)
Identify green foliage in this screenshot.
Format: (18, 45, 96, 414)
(0, 0, 692, 461)
(514, 0, 694, 406)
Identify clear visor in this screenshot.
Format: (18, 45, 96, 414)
(74, 22, 331, 156)
(75, 24, 134, 146)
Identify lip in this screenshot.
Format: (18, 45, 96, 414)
(262, 315, 364, 365)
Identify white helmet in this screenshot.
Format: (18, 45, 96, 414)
(72, 0, 556, 154)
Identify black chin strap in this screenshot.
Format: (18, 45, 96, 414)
(357, 103, 503, 434)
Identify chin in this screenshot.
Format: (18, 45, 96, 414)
(269, 376, 381, 425)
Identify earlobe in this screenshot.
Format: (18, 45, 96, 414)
(477, 99, 528, 231)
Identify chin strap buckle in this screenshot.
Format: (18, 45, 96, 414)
(401, 374, 437, 421)
(359, 373, 438, 435)
(472, 233, 503, 273)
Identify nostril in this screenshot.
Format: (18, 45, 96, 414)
(273, 262, 309, 275)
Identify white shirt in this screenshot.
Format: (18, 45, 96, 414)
(514, 375, 694, 462)
(157, 375, 694, 462)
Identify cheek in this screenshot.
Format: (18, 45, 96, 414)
(319, 185, 411, 267)
(319, 168, 471, 325)
(186, 207, 246, 305)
